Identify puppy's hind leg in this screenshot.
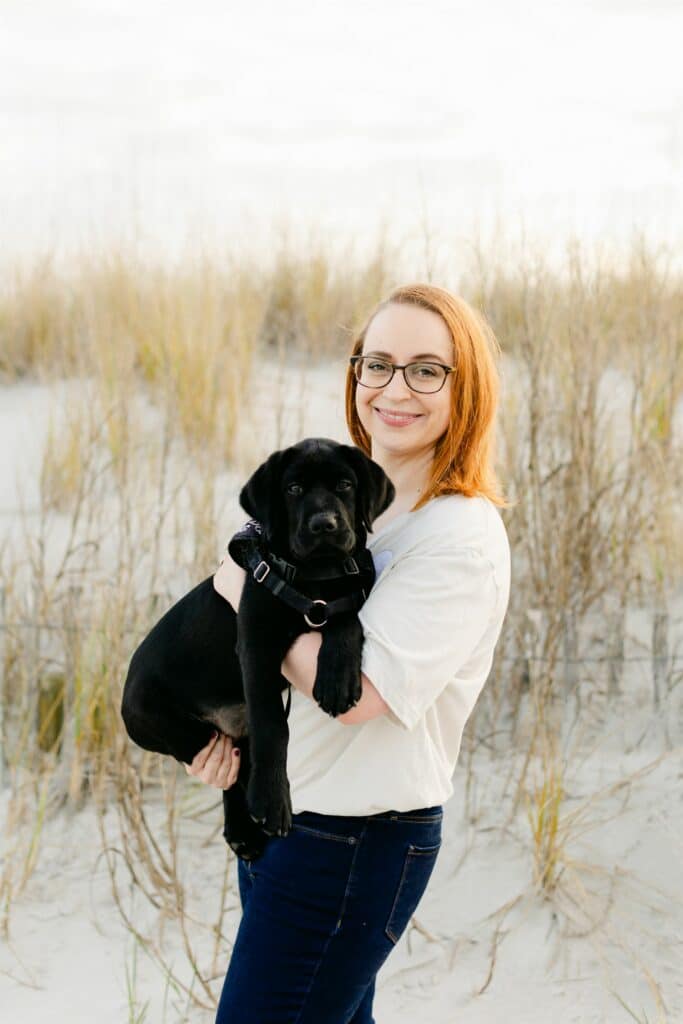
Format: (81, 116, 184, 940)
(121, 674, 217, 765)
(222, 744, 269, 862)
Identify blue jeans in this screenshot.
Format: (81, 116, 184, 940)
(215, 804, 443, 1023)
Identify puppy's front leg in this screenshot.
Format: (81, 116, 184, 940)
(313, 614, 364, 717)
(236, 596, 293, 836)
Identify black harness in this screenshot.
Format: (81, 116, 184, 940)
(227, 519, 375, 719)
(227, 519, 375, 627)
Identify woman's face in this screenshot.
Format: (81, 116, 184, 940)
(354, 302, 454, 460)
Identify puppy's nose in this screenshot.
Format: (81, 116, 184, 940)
(308, 512, 339, 535)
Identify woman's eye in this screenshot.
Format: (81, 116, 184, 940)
(415, 364, 438, 377)
(286, 483, 303, 496)
(368, 361, 390, 372)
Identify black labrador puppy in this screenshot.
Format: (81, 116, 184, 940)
(120, 438, 394, 860)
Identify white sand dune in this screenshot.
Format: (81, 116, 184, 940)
(0, 364, 681, 1022)
(1, 746, 680, 1022)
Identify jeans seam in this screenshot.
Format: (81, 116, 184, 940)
(406, 843, 441, 855)
(388, 814, 443, 824)
(384, 841, 441, 944)
(334, 822, 366, 932)
(385, 847, 412, 945)
(292, 823, 359, 844)
(292, 822, 368, 1024)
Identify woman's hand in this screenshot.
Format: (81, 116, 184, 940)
(183, 731, 241, 789)
(214, 553, 246, 612)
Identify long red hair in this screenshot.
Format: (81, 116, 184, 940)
(344, 283, 512, 511)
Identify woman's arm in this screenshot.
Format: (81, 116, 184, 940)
(212, 554, 388, 725)
(280, 631, 389, 725)
(213, 553, 246, 610)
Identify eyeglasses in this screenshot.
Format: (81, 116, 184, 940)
(349, 355, 455, 394)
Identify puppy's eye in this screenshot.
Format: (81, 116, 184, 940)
(286, 483, 303, 496)
(336, 479, 353, 492)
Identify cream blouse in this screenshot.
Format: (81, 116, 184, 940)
(283, 492, 511, 816)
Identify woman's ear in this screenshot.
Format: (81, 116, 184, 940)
(341, 446, 395, 532)
(239, 449, 289, 542)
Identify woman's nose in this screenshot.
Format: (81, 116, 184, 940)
(380, 369, 412, 399)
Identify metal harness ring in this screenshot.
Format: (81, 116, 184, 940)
(304, 599, 328, 628)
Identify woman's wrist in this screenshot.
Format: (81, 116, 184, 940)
(280, 632, 388, 724)
(215, 557, 388, 724)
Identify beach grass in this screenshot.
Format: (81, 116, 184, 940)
(0, 232, 681, 1017)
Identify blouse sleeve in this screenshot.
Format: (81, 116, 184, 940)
(358, 539, 500, 731)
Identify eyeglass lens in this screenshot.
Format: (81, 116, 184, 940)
(354, 357, 446, 393)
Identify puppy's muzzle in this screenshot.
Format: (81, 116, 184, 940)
(302, 511, 355, 554)
(308, 512, 340, 535)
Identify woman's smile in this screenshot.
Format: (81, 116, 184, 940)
(372, 406, 424, 427)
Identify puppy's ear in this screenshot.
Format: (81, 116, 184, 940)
(239, 449, 290, 543)
(340, 446, 396, 533)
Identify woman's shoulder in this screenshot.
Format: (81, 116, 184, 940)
(414, 493, 507, 552)
(404, 494, 510, 588)
(368, 493, 510, 588)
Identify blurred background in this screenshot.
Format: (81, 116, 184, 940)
(1, 3, 682, 1023)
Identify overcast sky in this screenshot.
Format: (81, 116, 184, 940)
(2, 0, 681, 264)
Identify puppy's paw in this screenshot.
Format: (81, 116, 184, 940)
(224, 809, 269, 862)
(313, 668, 362, 717)
(227, 836, 268, 862)
(247, 773, 292, 837)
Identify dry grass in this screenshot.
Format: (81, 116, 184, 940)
(0, 232, 682, 1017)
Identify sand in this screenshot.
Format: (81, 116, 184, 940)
(0, 366, 681, 1022)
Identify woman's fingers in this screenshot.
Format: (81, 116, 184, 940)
(195, 731, 220, 769)
(184, 732, 241, 789)
(184, 731, 219, 774)
(209, 741, 241, 789)
(213, 741, 241, 789)
(225, 746, 241, 788)
(196, 733, 229, 786)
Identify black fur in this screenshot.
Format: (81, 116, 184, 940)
(120, 438, 394, 860)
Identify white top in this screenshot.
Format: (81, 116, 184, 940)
(284, 492, 511, 816)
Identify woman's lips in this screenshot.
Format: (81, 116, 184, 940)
(373, 407, 423, 427)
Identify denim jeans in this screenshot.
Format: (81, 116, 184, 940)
(215, 804, 443, 1023)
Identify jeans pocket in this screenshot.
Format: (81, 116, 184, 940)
(291, 823, 359, 845)
(290, 812, 360, 845)
(384, 841, 441, 945)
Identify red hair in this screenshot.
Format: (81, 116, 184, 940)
(344, 283, 511, 511)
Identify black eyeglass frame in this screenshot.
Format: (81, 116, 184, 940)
(349, 355, 456, 394)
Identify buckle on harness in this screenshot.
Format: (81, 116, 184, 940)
(304, 599, 328, 628)
(253, 560, 270, 583)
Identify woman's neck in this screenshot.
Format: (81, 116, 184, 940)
(371, 447, 433, 511)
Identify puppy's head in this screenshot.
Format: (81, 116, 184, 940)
(239, 438, 394, 560)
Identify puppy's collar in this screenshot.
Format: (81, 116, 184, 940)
(227, 519, 374, 628)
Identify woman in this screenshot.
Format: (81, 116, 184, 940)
(190, 283, 511, 1022)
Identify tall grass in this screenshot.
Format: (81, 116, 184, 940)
(0, 233, 681, 1015)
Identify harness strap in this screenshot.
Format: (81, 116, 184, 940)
(242, 545, 369, 628)
(225, 518, 374, 720)
(226, 518, 374, 629)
